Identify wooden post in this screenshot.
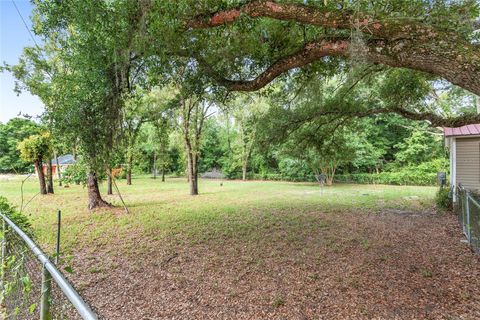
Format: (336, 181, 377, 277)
(40, 266, 52, 320)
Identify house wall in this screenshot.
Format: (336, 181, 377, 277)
(447, 137, 457, 201)
(39, 165, 56, 176)
(455, 137, 480, 191)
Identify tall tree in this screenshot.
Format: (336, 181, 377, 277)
(180, 96, 213, 195)
(281, 124, 356, 186)
(138, 0, 479, 127)
(8, 0, 148, 209)
(17, 132, 53, 195)
(231, 95, 268, 180)
(123, 92, 150, 185)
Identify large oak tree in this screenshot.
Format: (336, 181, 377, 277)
(150, 0, 480, 126)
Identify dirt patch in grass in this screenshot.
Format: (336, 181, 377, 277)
(63, 209, 480, 320)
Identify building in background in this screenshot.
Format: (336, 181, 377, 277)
(40, 154, 76, 175)
(444, 124, 480, 200)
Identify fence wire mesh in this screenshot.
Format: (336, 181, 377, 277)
(1, 220, 90, 319)
(456, 186, 480, 255)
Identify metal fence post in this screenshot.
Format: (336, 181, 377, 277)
(466, 194, 471, 243)
(462, 189, 467, 237)
(40, 265, 52, 320)
(1, 213, 98, 319)
(55, 210, 61, 265)
(1, 219, 6, 306)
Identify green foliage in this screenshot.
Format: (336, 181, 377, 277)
(61, 161, 88, 185)
(435, 187, 452, 211)
(277, 158, 314, 181)
(0, 118, 40, 173)
(336, 159, 449, 186)
(7, 0, 475, 197)
(198, 118, 226, 173)
(0, 196, 33, 237)
(17, 132, 52, 164)
(394, 130, 443, 165)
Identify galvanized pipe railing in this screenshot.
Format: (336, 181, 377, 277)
(1, 213, 98, 320)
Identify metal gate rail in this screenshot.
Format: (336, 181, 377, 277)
(1, 213, 98, 320)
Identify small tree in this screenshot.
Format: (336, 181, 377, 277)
(304, 140, 354, 186)
(230, 95, 268, 181)
(180, 97, 212, 195)
(280, 122, 356, 186)
(17, 133, 53, 195)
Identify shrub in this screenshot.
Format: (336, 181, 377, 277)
(61, 161, 88, 185)
(435, 187, 452, 211)
(335, 158, 449, 186)
(0, 196, 33, 237)
(117, 168, 127, 179)
(277, 158, 312, 181)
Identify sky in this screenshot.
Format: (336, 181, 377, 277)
(0, 0, 44, 123)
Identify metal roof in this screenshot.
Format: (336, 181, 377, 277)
(444, 124, 480, 137)
(54, 154, 76, 165)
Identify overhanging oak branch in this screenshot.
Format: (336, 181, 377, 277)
(306, 107, 480, 128)
(187, 0, 480, 96)
(195, 37, 480, 96)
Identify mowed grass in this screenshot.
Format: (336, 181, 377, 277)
(5, 175, 479, 319)
(0, 175, 436, 255)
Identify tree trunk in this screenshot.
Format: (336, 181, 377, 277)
(313, 169, 322, 187)
(187, 152, 198, 195)
(35, 159, 47, 195)
(153, 151, 157, 179)
(127, 165, 132, 185)
(87, 171, 110, 210)
(46, 159, 54, 194)
(126, 149, 133, 185)
(107, 168, 113, 195)
(242, 162, 247, 181)
(322, 166, 336, 186)
(54, 151, 62, 186)
(186, 157, 191, 182)
(161, 167, 165, 182)
(326, 176, 333, 186)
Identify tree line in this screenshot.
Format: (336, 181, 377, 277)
(1, 0, 478, 209)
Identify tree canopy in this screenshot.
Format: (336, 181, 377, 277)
(0, 118, 40, 173)
(3, 0, 478, 207)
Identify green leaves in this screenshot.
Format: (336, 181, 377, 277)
(17, 132, 53, 163)
(0, 118, 41, 173)
(28, 303, 37, 315)
(63, 265, 74, 274)
(0, 196, 33, 236)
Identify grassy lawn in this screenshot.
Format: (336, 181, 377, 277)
(1, 176, 479, 319)
(0, 176, 435, 252)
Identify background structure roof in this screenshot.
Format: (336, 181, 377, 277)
(443, 124, 480, 137)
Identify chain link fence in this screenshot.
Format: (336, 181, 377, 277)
(0, 214, 98, 319)
(456, 186, 480, 255)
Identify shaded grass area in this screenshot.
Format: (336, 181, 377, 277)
(0, 175, 435, 254)
(3, 176, 479, 319)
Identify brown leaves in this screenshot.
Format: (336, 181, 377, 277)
(68, 210, 479, 319)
